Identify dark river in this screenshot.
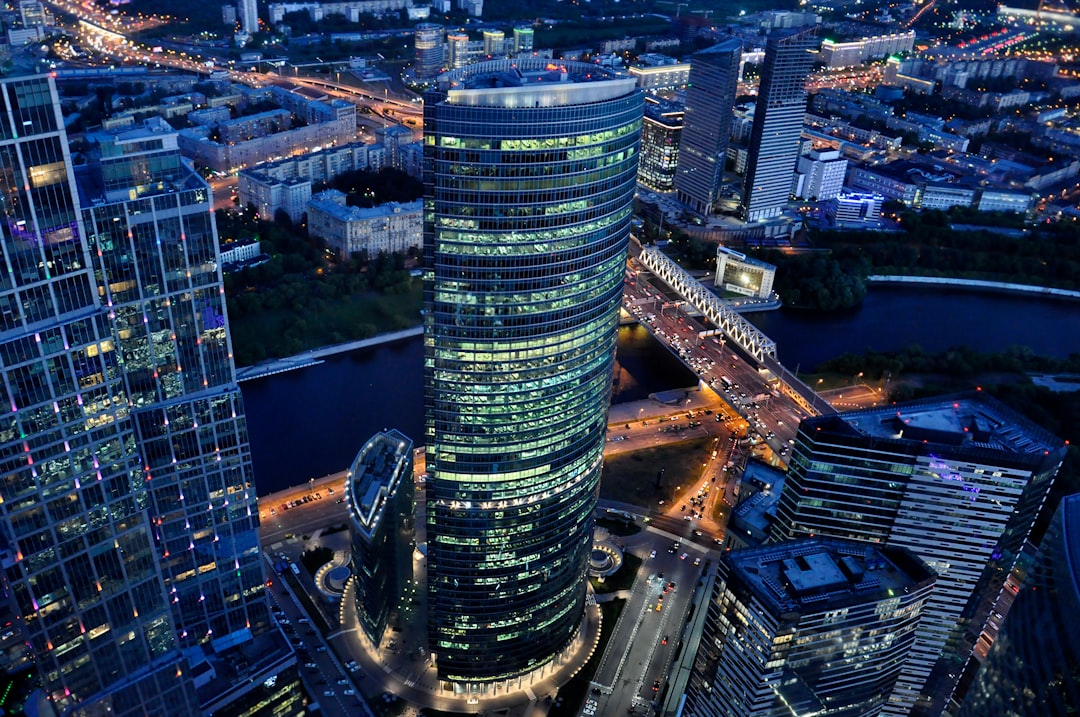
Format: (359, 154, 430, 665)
(241, 286, 1080, 494)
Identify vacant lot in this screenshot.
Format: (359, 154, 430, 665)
(601, 437, 714, 509)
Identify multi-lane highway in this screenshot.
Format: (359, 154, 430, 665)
(622, 257, 808, 460)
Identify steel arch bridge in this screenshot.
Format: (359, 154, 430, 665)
(637, 247, 778, 363)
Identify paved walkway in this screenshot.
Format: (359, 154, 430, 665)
(328, 580, 603, 714)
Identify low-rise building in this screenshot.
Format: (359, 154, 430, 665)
(177, 92, 356, 173)
(307, 190, 422, 258)
(819, 30, 915, 68)
(628, 54, 691, 91)
(239, 174, 312, 222)
(237, 140, 395, 220)
(715, 246, 776, 298)
(828, 192, 883, 225)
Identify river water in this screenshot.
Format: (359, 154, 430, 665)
(242, 286, 1080, 494)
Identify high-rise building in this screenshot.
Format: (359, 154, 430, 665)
(740, 27, 818, 222)
(512, 25, 534, 53)
(956, 492, 1080, 717)
(238, 0, 258, 35)
(638, 98, 683, 192)
(673, 38, 741, 216)
(771, 393, 1066, 716)
(423, 58, 643, 684)
(0, 76, 288, 717)
(347, 430, 415, 647)
(414, 23, 445, 80)
(446, 31, 471, 70)
(482, 29, 505, 57)
(686, 538, 936, 717)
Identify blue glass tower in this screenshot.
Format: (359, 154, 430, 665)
(422, 59, 643, 682)
(0, 76, 280, 716)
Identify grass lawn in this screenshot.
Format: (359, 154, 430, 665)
(591, 554, 642, 595)
(550, 600, 626, 717)
(601, 437, 715, 510)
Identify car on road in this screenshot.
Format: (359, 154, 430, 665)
(337, 679, 349, 685)
(649, 550, 656, 559)
(323, 690, 334, 697)
(693, 557, 701, 566)
(344, 689, 356, 696)
(652, 680, 661, 692)
(304, 662, 318, 670)
(661, 635, 668, 645)
(681, 553, 688, 560)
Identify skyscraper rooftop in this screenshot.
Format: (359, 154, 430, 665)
(812, 392, 1063, 462)
(727, 538, 935, 616)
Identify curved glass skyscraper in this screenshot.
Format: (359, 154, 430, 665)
(422, 59, 643, 682)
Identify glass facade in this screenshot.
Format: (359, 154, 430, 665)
(0, 76, 273, 716)
(741, 28, 818, 222)
(673, 39, 741, 215)
(957, 494, 1080, 717)
(422, 59, 643, 682)
(770, 394, 1066, 717)
(638, 101, 683, 193)
(686, 539, 936, 717)
(347, 429, 414, 647)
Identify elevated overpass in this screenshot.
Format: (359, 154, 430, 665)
(635, 246, 835, 417)
(637, 247, 777, 363)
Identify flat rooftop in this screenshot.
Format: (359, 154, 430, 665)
(435, 58, 637, 108)
(841, 394, 1063, 456)
(726, 538, 934, 615)
(347, 429, 413, 537)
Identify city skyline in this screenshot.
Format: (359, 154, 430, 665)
(2, 1, 1080, 715)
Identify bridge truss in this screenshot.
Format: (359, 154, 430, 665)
(637, 247, 777, 363)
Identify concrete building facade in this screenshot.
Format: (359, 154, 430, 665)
(307, 191, 422, 258)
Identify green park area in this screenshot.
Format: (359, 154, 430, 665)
(221, 169, 424, 366)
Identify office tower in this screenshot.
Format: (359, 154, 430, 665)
(446, 31, 471, 70)
(423, 59, 643, 683)
(638, 98, 683, 192)
(740, 27, 817, 222)
(347, 430, 415, 647)
(414, 23, 445, 80)
(686, 538, 935, 717)
(0, 76, 284, 716)
(238, 0, 258, 34)
(956, 493, 1080, 717)
(673, 38, 741, 216)
(513, 25, 534, 53)
(482, 29, 505, 57)
(771, 393, 1066, 716)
